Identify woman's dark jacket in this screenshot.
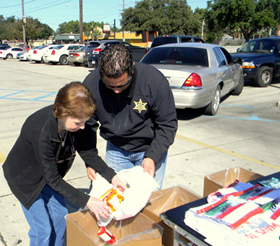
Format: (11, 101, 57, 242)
(2, 105, 116, 209)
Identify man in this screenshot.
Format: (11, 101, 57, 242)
(83, 44, 177, 189)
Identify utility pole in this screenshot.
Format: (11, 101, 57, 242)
(79, 0, 83, 44)
(202, 19, 205, 40)
(114, 19, 116, 39)
(122, 0, 125, 41)
(22, 0, 27, 51)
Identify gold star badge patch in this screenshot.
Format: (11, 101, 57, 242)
(133, 99, 147, 113)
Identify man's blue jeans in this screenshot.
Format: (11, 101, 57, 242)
(106, 142, 167, 189)
(21, 185, 67, 246)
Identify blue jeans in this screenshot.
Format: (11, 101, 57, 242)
(21, 185, 68, 246)
(106, 142, 167, 189)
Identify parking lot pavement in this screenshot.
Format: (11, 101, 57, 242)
(1, 59, 280, 245)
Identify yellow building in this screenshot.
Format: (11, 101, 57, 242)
(106, 31, 146, 47)
(96, 31, 156, 48)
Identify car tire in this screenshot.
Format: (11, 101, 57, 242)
(87, 61, 93, 68)
(254, 66, 272, 87)
(204, 85, 221, 116)
(231, 74, 244, 95)
(6, 54, 13, 59)
(59, 55, 68, 65)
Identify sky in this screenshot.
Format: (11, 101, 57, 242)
(0, 0, 207, 32)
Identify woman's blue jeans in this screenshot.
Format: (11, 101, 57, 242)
(106, 142, 167, 189)
(21, 185, 68, 246)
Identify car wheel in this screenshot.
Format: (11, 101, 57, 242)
(59, 55, 68, 65)
(231, 74, 244, 95)
(6, 54, 13, 59)
(204, 85, 221, 116)
(254, 66, 272, 87)
(88, 61, 93, 68)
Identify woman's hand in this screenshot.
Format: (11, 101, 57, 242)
(142, 157, 155, 177)
(87, 167, 97, 181)
(111, 175, 127, 192)
(86, 196, 110, 221)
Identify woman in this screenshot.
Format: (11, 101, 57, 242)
(2, 82, 126, 246)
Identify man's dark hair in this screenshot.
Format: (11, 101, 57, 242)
(98, 43, 134, 79)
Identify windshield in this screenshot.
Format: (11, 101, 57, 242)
(238, 39, 277, 53)
(77, 46, 86, 51)
(142, 47, 208, 67)
(151, 37, 177, 47)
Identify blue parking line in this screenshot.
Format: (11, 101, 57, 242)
(0, 90, 26, 98)
(208, 115, 280, 122)
(32, 92, 57, 101)
(209, 103, 280, 122)
(1, 97, 54, 102)
(0, 88, 56, 102)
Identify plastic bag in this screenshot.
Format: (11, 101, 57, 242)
(88, 166, 159, 226)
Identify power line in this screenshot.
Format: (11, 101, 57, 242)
(0, 0, 36, 9)
(4, 0, 72, 16)
(26, 0, 72, 14)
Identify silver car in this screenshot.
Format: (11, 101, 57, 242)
(140, 43, 244, 115)
(67, 46, 87, 66)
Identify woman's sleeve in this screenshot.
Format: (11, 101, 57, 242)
(75, 120, 116, 183)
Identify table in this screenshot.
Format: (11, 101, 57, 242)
(160, 171, 280, 246)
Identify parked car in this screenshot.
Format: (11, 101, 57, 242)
(85, 40, 146, 68)
(30, 44, 57, 63)
(29, 45, 56, 63)
(18, 43, 30, 50)
(231, 37, 280, 87)
(67, 46, 87, 66)
(44, 44, 84, 65)
(0, 44, 11, 50)
(0, 47, 23, 59)
(140, 43, 243, 115)
(145, 35, 205, 53)
(151, 35, 205, 48)
(17, 46, 42, 61)
(17, 51, 29, 61)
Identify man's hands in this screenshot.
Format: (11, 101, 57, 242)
(111, 175, 127, 192)
(142, 157, 155, 177)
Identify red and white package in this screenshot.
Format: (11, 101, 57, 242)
(97, 226, 117, 244)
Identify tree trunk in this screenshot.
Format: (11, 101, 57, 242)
(244, 33, 251, 42)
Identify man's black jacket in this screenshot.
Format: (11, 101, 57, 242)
(83, 62, 178, 164)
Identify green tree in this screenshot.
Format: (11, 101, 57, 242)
(0, 16, 53, 42)
(25, 17, 53, 40)
(57, 20, 80, 34)
(83, 21, 102, 40)
(121, 0, 201, 36)
(205, 0, 276, 42)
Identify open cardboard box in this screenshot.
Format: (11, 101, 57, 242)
(142, 185, 202, 246)
(203, 167, 263, 197)
(66, 210, 163, 246)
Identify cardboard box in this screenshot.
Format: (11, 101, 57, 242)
(66, 210, 163, 246)
(203, 167, 263, 197)
(142, 185, 202, 246)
